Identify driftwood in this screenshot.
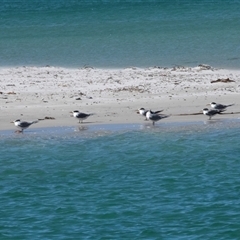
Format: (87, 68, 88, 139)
(177, 113, 202, 116)
(38, 116, 55, 120)
(211, 78, 235, 83)
(44, 116, 55, 120)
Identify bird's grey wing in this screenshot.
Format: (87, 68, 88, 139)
(77, 112, 89, 118)
(216, 104, 226, 109)
(150, 114, 161, 121)
(19, 121, 32, 128)
(208, 109, 219, 115)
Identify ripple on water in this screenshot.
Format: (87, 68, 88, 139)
(0, 120, 240, 239)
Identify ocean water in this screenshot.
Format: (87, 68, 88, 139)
(1, 121, 240, 239)
(1, 0, 240, 69)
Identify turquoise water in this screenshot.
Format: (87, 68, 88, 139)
(1, 121, 240, 239)
(1, 0, 240, 68)
(1, 1, 240, 238)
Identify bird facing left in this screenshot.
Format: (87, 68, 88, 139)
(71, 110, 94, 123)
(146, 110, 169, 125)
(12, 119, 38, 132)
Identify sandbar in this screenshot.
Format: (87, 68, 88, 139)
(0, 65, 239, 132)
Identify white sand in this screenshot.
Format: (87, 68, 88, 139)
(0, 65, 239, 131)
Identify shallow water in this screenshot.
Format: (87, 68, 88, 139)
(1, 121, 240, 239)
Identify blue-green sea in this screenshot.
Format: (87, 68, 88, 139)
(1, 0, 240, 68)
(1, 1, 240, 238)
(1, 121, 240, 239)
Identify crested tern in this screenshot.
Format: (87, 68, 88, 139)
(146, 110, 168, 125)
(13, 119, 38, 132)
(72, 110, 94, 123)
(202, 108, 224, 120)
(137, 108, 164, 120)
(210, 102, 234, 110)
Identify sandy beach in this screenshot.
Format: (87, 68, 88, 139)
(0, 65, 239, 131)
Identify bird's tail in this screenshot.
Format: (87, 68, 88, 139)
(161, 115, 170, 119)
(31, 120, 39, 125)
(218, 109, 226, 114)
(227, 103, 234, 107)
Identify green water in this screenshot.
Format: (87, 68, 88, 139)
(1, 0, 240, 68)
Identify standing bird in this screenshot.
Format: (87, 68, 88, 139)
(146, 110, 168, 125)
(13, 119, 38, 132)
(137, 108, 164, 120)
(72, 110, 94, 123)
(202, 108, 224, 120)
(210, 102, 234, 110)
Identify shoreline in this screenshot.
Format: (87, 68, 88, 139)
(1, 65, 239, 132)
(1, 118, 240, 137)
